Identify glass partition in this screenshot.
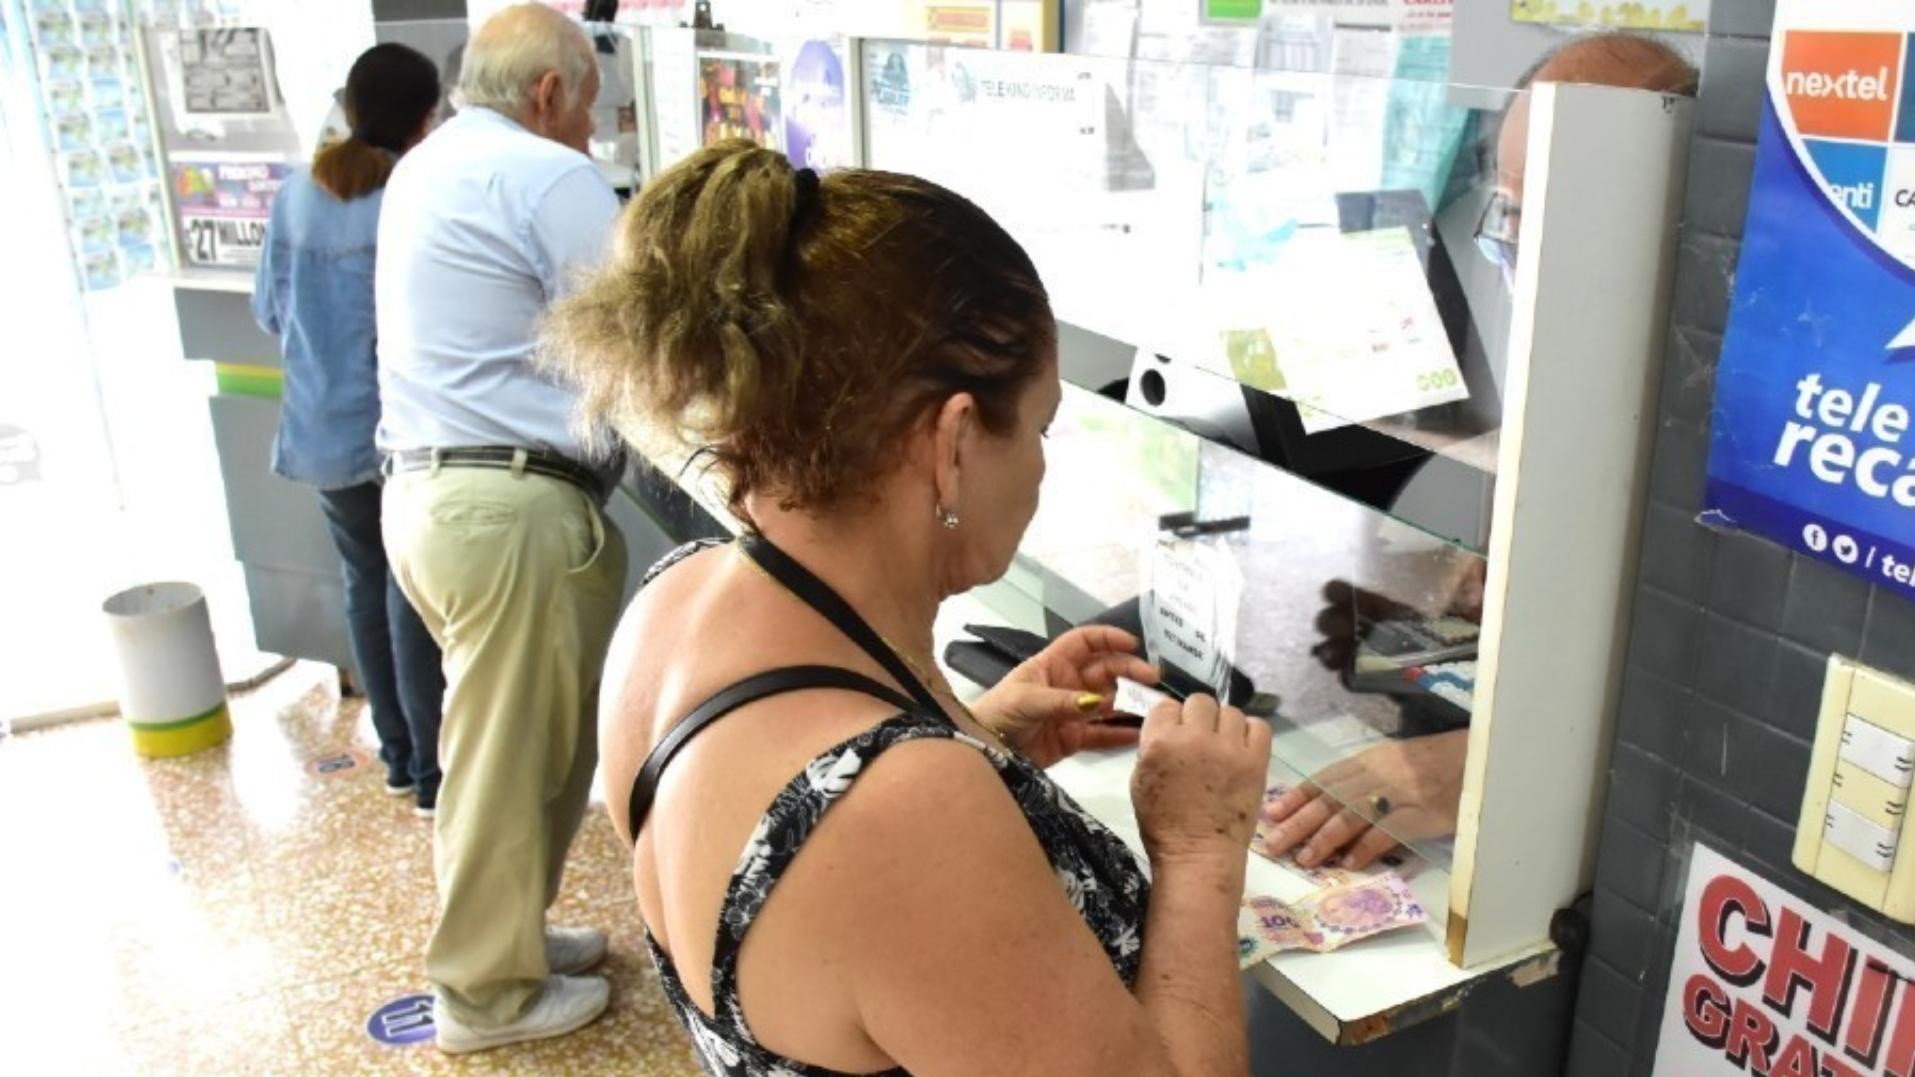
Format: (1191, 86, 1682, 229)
(1004, 382, 1481, 874)
(860, 39, 1522, 558)
(852, 40, 1521, 874)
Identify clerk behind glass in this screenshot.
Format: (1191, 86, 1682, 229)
(1265, 31, 1699, 872)
(375, 3, 627, 1055)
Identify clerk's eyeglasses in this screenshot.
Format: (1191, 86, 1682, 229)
(1474, 189, 1521, 272)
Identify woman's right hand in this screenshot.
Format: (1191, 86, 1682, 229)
(1130, 694, 1271, 865)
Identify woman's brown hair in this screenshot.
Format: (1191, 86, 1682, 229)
(312, 44, 441, 202)
(543, 140, 1055, 522)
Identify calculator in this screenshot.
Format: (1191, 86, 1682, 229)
(1344, 616, 1480, 728)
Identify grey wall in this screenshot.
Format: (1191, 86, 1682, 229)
(1565, 2, 1915, 1074)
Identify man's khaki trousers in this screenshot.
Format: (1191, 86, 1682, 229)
(383, 460, 627, 1028)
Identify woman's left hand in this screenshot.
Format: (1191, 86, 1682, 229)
(972, 626, 1160, 768)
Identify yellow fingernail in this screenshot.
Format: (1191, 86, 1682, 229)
(1076, 692, 1104, 713)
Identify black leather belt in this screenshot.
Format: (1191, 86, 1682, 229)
(382, 447, 608, 500)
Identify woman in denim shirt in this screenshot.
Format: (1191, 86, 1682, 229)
(254, 44, 446, 814)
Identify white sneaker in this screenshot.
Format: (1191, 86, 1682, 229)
(546, 926, 608, 975)
(434, 974, 610, 1054)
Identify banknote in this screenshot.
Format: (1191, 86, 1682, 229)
(1300, 874, 1428, 953)
(1238, 874, 1428, 959)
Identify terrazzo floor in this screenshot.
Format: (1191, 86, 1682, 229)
(0, 662, 703, 1076)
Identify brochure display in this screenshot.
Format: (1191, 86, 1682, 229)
(16, 0, 169, 291)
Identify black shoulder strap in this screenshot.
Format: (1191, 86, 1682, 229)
(739, 533, 943, 714)
(627, 665, 923, 841)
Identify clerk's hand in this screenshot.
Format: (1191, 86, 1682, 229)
(1260, 730, 1469, 869)
(973, 626, 1158, 768)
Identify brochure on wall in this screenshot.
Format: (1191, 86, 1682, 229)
(1510, 0, 1706, 32)
(1262, 0, 1452, 32)
(174, 27, 274, 115)
(780, 38, 852, 171)
(863, 40, 1206, 355)
(1702, 0, 1915, 605)
(650, 28, 702, 170)
(1379, 35, 1468, 212)
(699, 55, 782, 150)
(168, 154, 289, 268)
(1653, 843, 1914, 1076)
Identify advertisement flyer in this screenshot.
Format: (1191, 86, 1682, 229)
(1510, 0, 1706, 32)
(169, 155, 289, 268)
(1702, 0, 1915, 604)
(176, 27, 274, 115)
(780, 38, 851, 171)
(699, 55, 782, 151)
(1652, 843, 1915, 1075)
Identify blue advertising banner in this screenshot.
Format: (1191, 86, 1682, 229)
(1704, 0, 1915, 602)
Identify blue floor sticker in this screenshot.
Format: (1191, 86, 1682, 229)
(367, 993, 435, 1046)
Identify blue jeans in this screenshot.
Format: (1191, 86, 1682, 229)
(316, 482, 444, 805)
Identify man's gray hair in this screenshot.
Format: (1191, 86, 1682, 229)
(455, 3, 594, 115)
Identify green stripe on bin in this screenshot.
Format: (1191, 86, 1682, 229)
(126, 699, 230, 732)
(127, 702, 232, 758)
(215, 363, 284, 399)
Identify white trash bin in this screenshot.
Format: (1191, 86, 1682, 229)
(102, 582, 232, 757)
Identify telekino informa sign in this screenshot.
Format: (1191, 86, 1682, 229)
(1702, 0, 1915, 603)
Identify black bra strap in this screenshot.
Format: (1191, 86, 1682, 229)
(627, 665, 922, 840)
(740, 533, 943, 714)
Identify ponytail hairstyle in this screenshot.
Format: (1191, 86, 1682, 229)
(311, 44, 441, 202)
(542, 140, 1055, 524)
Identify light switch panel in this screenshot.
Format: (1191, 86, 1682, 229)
(1795, 657, 1915, 924)
(1839, 715, 1915, 789)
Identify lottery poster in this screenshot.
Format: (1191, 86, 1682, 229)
(780, 38, 850, 172)
(1702, 0, 1915, 604)
(169, 155, 289, 269)
(699, 55, 782, 151)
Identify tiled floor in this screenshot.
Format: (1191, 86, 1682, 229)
(0, 663, 702, 1076)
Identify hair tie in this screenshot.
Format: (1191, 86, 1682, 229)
(792, 167, 820, 222)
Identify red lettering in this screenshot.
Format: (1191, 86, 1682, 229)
(1844, 961, 1898, 1068)
(1687, 973, 1732, 1049)
(1763, 907, 1856, 1042)
(1774, 1035, 1819, 1077)
(1728, 997, 1783, 1074)
(1888, 987, 1915, 1077)
(1702, 874, 1774, 987)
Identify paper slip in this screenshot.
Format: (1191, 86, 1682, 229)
(1112, 676, 1174, 720)
(1239, 874, 1428, 958)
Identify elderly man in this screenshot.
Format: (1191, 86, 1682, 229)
(1475, 31, 1700, 277)
(376, 3, 626, 1052)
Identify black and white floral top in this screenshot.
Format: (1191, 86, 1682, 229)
(635, 542, 1153, 1077)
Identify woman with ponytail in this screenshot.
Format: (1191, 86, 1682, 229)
(253, 44, 446, 815)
